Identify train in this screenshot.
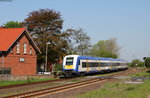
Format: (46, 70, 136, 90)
(62, 55, 128, 77)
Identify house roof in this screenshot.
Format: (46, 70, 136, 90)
(0, 28, 41, 53)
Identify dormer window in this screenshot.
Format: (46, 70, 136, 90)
(16, 42, 20, 54)
(24, 43, 27, 54)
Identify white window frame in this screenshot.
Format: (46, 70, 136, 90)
(10, 48, 13, 54)
(29, 48, 32, 55)
(16, 42, 20, 54)
(24, 43, 27, 54)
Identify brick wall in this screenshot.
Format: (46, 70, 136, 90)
(0, 34, 37, 75)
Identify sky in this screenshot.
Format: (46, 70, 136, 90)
(0, 0, 150, 61)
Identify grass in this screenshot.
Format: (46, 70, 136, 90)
(130, 70, 150, 77)
(0, 78, 52, 86)
(69, 79, 80, 83)
(75, 69, 150, 98)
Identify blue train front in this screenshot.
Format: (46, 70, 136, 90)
(62, 55, 128, 77)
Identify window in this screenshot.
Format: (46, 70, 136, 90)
(82, 62, 99, 68)
(29, 48, 32, 55)
(19, 58, 25, 62)
(10, 48, 13, 54)
(23, 43, 27, 54)
(16, 42, 20, 53)
(66, 57, 74, 65)
(82, 62, 87, 68)
(0, 67, 11, 75)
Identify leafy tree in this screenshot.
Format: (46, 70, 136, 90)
(130, 59, 144, 67)
(3, 21, 22, 28)
(144, 57, 150, 68)
(68, 28, 91, 55)
(89, 38, 120, 58)
(54, 63, 62, 71)
(23, 9, 69, 65)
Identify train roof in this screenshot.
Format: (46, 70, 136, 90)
(64, 55, 127, 62)
(78, 56, 123, 61)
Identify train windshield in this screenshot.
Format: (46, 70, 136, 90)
(66, 57, 74, 65)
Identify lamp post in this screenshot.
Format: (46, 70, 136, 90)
(45, 42, 50, 73)
(0, 51, 4, 75)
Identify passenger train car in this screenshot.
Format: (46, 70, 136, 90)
(62, 55, 128, 77)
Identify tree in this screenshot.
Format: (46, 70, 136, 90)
(3, 21, 22, 28)
(68, 28, 91, 56)
(89, 38, 120, 58)
(23, 9, 69, 66)
(130, 59, 144, 67)
(144, 57, 150, 68)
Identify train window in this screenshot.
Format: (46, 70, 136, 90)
(120, 63, 122, 66)
(112, 63, 115, 66)
(100, 62, 105, 67)
(91, 62, 98, 67)
(89, 62, 92, 67)
(66, 57, 74, 65)
(107, 63, 111, 66)
(117, 63, 120, 66)
(121, 63, 125, 66)
(82, 62, 86, 68)
(100, 62, 111, 67)
(82, 62, 99, 68)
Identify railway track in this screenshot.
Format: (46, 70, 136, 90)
(0, 68, 132, 90)
(107, 68, 138, 78)
(4, 78, 106, 98)
(3, 68, 140, 98)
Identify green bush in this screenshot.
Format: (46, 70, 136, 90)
(130, 59, 144, 67)
(144, 57, 150, 68)
(54, 63, 62, 71)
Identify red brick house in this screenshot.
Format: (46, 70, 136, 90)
(0, 28, 41, 75)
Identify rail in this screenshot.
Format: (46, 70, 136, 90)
(4, 68, 140, 98)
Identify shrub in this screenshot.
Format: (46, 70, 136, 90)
(130, 59, 144, 67)
(144, 57, 150, 68)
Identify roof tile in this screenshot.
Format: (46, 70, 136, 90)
(0, 28, 25, 51)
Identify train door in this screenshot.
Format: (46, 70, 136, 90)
(98, 60, 101, 71)
(78, 59, 87, 72)
(86, 59, 89, 72)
